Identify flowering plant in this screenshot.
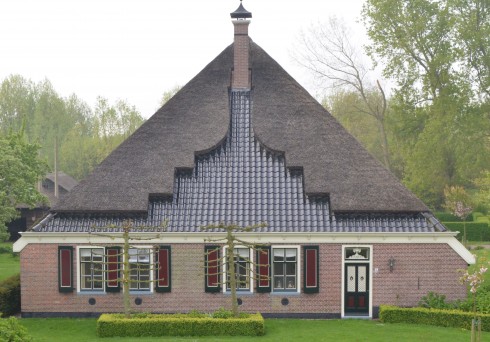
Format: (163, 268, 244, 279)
(460, 258, 488, 322)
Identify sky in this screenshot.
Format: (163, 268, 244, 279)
(0, 0, 367, 118)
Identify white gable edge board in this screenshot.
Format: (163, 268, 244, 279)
(13, 231, 475, 264)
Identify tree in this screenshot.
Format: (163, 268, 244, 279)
(475, 171, 490, 213)
(0, 75, 146, 182)
(0, 129, 48, 240)
(450, 0, 490, 100)
(362, 0, 490, 208)
(0, 75, 35, 135)
(444, 186, 473, 245)
(294, 17, 392, 170)
(159, 85, 182, 108)
(88, 219, 167, 318)
(201, 223, 268, 318)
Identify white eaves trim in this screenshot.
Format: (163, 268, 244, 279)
(13, 231, 475, 264)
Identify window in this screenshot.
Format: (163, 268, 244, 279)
(273, 248, 297, 291)
(129, 248, 151, 291)
(79, 248, 104, 291)
(226, 248, 251, 291)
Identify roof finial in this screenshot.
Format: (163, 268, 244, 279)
(230, 0, 252, 20)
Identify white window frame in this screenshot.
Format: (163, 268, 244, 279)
(271, 245, 301, 293)
(76, 245, 155, 294)
(128, 246, 154, 293)
(76, 246, 105, 293)
(222, 246, 254, 293)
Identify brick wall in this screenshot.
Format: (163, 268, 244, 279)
(20, 242, 467, 316)
(232, 20, 250, 89)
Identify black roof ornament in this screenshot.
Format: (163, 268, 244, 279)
(230, 0, 252, 19)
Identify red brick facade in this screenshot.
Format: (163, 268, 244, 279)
(20, 242, 467, 316)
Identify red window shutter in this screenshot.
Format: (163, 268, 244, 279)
(256, 246, 271, 293)
(303, 246, 319, 293)
(205, 246, 220, 292)
(156, 246, 171, 292)
(106, 247, 120, 292)
(58, 246, 73, 292)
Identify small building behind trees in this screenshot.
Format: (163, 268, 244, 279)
(8, 171, 78, 241)
(14, 2, 473, 318)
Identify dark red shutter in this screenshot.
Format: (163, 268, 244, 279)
(256, 246, 271, 293)
(205, 246, 220, 292)
(303, 246, 319, 293)
(58, 246, 73, 292)
(106, 247, 121, 292)
(156, 246, 171, 292)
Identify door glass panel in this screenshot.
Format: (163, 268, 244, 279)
(347, 266, 356, 292)
(358, 266, 366, 292)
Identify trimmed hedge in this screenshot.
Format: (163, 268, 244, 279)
(380, 305, 490, 331)
(0, 274, 20, 317)
(96, 313, 265, 337)
(443, 222, 490, 241)
(435, 212, 473, 222)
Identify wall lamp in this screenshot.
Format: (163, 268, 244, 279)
(388, 257, 395, 272)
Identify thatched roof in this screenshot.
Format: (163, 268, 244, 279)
(54, 41, 428, 214)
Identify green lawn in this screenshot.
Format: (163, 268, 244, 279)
(0, 242, 19, 281)
(19, 318, 490, 342)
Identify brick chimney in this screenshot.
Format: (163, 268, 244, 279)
(230, 1, 252, 89)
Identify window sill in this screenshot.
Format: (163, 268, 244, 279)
(77, 291, 106, 295)
(270, 291, 301, 296)
(129, 291, 153, 295)
(223, 291, 254, 296)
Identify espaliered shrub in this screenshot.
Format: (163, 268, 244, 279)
(380, 305, 490, 331)
(443, 222, 490, 241)
(96, 312, 265, 337)
(0, 274, 20, 317)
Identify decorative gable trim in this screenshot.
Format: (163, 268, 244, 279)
(15, 232, 474, 265)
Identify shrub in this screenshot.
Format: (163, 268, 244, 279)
(0, 274, 21, 317)
(380, 305, 490, 331)
(418, 292, 453, 310)
(0, 245, 12, 255)
(443, 222, 490, 242)
(96, 312, 265, 337)
(212, 307, 234, 319)
(435, 212, 474, 222)
(0, 316, 32, 342)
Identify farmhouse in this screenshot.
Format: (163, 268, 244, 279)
(14, 2, 473, 318)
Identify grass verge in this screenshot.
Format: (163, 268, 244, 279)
(0, 243, 19, 282)
(19, 318, 490, 341)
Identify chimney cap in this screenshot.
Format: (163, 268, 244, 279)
(231, 1, 252, 19)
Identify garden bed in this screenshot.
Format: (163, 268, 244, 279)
(96, 312, 265, 337)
